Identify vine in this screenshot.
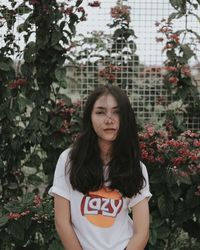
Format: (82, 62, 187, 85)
(156, 0, 200, 130)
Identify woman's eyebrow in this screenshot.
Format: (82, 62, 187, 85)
(95, 106, 119, 110)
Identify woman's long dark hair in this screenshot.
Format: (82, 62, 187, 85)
(68, 84, 144, 198)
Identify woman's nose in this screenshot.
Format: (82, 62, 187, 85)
(104, 114, 114, 124)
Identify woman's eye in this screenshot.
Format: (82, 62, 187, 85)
(96, 111, 105, 115)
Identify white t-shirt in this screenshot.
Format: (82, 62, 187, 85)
(49, 148, 152, 250)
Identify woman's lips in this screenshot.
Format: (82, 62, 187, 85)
(104, 128, 116, 132)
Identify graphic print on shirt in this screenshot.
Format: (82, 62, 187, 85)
(80, 187, 123, 228)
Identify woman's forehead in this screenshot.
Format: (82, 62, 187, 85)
(93, 94, 118, 108)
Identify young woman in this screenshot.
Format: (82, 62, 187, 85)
(49, 84, 152, 250)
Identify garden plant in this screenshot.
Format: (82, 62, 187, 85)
(0, 0, 200, 249)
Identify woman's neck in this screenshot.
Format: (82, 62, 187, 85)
(98, 140, 112, 166)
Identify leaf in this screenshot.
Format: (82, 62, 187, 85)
(149, 228, 157, 245)
(169, 0, 185, 10)
(70, 13, 78, 24)
(75, 0, 83, 7)
(22, 193, 35, 204)
(129, 41, 137, 53)
(21, 214, 32, 230)
(48, 239, 63, 250)
(24, 42, 36, 63)
(7, 182, 18, 190)
(17, 23, 25, 33)
(113, 29, 123, 39)
(0, 215, 9, 227)
(168, 12, 179, 21)
(0, 157, 5, 168)
(15, 3, 32, 15)
(157, 195, 174, 217)
(0, 62, 10, 71)
(20, 62, 34, 78)
(150, 170, 165, 184)
(169, 184, 181, 200)
(17, 95, 29, 113)
(180, 44, 195, 60)
(186, 186, 200, 208)
(28, 174, 43, 186)
(156, 225, 170, 239)
(68, 22, 76, 35)
(175, 173, 192, 185)
(152, 216, 165, 228)
(7, 221, 24, 240)
(55, 67, 66, 82)
(166, 49, 176, 60)
(28, 107, 40, 130)
(51, 30, 62, 46)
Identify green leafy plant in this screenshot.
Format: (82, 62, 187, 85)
(0, 193, 63, 250)
(0, 0, 84, 202)
(140, 125, 200, 249)
(155, 0, 200, 131)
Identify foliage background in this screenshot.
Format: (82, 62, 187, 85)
(0, 0, 200, 249)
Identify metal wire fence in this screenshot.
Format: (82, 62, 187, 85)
(1, 0, 200, 130)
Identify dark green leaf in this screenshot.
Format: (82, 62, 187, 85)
(20, 62, 34, 78)
(50, 116, 63, 130)
(186, 186, 200, 208)
(152, 216, 164, 228)
(168, 12, 179, 21)
(21, 214, 32, 230)
(75, 0, 83, 7)
(166, 49, 176, 61)
(7, 182, 18, 190)
(180, 44, 195, 60)
(7, 221, 24, 240)
(68, 22, 76, 35)
(51, 30, 62, 46)
(157, 195, 174, 217)
(15, 3, 32, 15)
(22, 193, 35, 204)
(0, 215, 9, 227)
(29, 154, 42, 167)
(24, 42, 36, 63)
(17, 95, 29, 113)
(149, 227, 157, 245)
(55, 67, 66, 82)
(175, 174, 192, 185)
(0, 62, 10, 71)
(156, 225, 170, 239)
(28, 174, 43, 186)
(0, 157, 5, 168)
(17, 23, 25, 33)
(48, 239, 63, 250)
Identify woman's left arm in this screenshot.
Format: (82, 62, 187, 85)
(126, 198, 150, 250)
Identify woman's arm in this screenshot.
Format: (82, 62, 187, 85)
(54, 194, 83, 250)
(126, 198, 150, 250)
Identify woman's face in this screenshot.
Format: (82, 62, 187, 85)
(91, 94, 120, 147)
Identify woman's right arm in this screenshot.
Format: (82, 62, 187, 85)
(54, 194, 83, 250)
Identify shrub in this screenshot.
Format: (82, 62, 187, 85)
(140, 125, 200, 249)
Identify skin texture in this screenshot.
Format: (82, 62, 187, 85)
(127, 198, 150, 250)
(54, 93, 150, 250)
(91, 94, 120, 164)
(54, 195, 82, 250)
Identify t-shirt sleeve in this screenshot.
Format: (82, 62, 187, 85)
(48, 149, 71, 200)
(128, 162, 152, 208)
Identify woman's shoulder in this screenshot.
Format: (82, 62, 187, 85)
(59, 147, 71, 159)
(140, 161, 149, 178)
(56, 147, 72, 169)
